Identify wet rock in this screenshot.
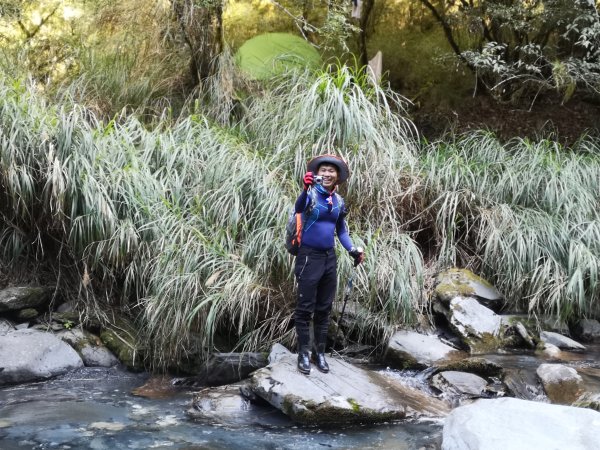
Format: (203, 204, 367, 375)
(442, 397, 600, 450)
(435, 269, 502, 310)
(80, 345, 119, 367)
(89, 421, 126, 431)
(573, 392, 600, 412)
(448, 297, 502, 352)
(188, 384, 250, 420)
(131, 375, 181, 399)
(537, 363, 584, 405)
(0, 319, 15, 335)
(202, 352, 268, 386)
(16, 308, 39, 320)
(503, 368, 546, 401)
(513, 321, 536, 348)
(250, 344, 449, 425)
(539, 331, 585, 351)
(0, 329, 83, 385)
(571, 319, 600, 343)
(0, 286, 53, 312)
(57, 329, 119, 368)
(384, 330, 465, 369)
(431, 371, 488, 397)
(434, 357, 503, 378)
(539, 342, 563, 359)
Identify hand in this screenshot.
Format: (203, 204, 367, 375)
(303, 171, 314, 190)
(349, 247, 365, 266)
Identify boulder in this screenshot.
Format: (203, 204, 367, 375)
(250, 344, 449, 424)
(435, 269, 502, 310)
(571, 319, 600, 343)
(0, 319, 15, 335)
(57, 329, 119, 367)
(0, 286, 52, 312)
(384, 330, 465, 369)
(442, 397, 600, 450)
(536, 363, 584, 405)
(448, 297, 503, 352)
(202, 352, 268, 386)
(0, 329, 83, 385)
(431, 371, 488, 397)
(539, 331, 585, 351)
(80, 345, 119, 367)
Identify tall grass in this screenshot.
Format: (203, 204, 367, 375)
(422, 131, 600, 320)
(0, 63, 426, 368)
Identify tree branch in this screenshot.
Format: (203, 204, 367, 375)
(417, 0, 473, 70)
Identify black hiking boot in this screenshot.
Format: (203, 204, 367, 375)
(314, 352, 329, 373)
(313, 343, 329, 373)
(297, 348, 311, 375)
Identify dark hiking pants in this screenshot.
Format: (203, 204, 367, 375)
(294, 246, 337, 352)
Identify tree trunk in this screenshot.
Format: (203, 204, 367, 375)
(171, 0, 223, 87)
(358, 0, 375, 67)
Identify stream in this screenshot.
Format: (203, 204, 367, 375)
(1, 345, 599, 450)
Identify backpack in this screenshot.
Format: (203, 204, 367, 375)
(285, 189, 344, 255)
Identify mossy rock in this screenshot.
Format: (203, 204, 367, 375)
(435, 357, 503, 378)
(16, 308, 39, 320)
(435, 269, 502, 309)
(100, 323, 143, 371)
(235, 32, 322, 80)
(573, 392, 600, 411)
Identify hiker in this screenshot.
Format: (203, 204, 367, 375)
(293, 154, 364, 375)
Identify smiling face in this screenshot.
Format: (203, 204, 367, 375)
(316, 163, 339, 191)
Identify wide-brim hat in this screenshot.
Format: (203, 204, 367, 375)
(307, 154, 350, 183)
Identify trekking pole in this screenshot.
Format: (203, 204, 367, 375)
(330, 247, 362, 357)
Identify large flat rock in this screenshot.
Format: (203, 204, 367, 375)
(442, 397, 600, 450)
(250, 344, 449, 425)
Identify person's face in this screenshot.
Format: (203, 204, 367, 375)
(317, 163, 338, 190)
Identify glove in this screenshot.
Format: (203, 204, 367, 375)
(303, 171, 314, 190)
(349, 247, 365, 267)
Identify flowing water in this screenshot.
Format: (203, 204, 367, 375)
(0, 367, 442, 450)
(1, 345, 599, 450)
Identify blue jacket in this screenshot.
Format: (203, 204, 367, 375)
(294, 185, 354, 251)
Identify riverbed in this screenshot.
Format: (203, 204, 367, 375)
(0, 367, 442, 449)
(1, 345, 599, 450)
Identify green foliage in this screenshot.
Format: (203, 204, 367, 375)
(421, 0, 600, 103)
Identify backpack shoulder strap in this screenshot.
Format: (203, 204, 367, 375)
(305, 188, 319, 216)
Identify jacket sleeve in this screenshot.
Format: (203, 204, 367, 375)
(336, 204, 354, 251)
(294, 190, 310, 213)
